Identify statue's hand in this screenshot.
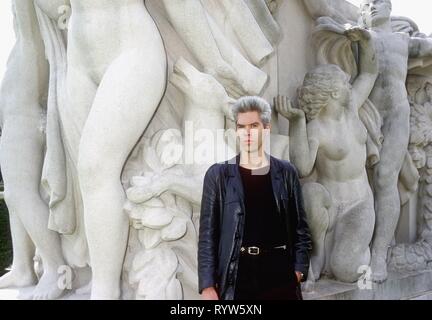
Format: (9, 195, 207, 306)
(274, 95, 305, 121)
(344, 26, 371, 42)
(127, 173, 165, 204)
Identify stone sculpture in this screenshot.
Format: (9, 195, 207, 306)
(0, 0, 66, 300)
(275, 24, 378, 283)
(1, 0, 432, 300)
(302, 0, 429, 283)
(359, 0, 432, 283)
(63, 1, 167, 300)
(389, 76, 432, 273)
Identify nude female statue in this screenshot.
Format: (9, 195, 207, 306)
(35, 0, 167, 299)
(275, 26, 378, 282)
(0, 0, 67, 300)
(71, 1, 166, 300)
(305, 0, 432, 282)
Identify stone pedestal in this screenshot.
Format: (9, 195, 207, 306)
(303, 269, 432, 300)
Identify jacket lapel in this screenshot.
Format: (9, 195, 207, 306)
(269, 155, 283, 213)
(227, 154, 245, 212)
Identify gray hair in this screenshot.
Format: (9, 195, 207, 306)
(232, 96, 272, 126)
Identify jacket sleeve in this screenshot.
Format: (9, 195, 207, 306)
(198, 164, 221, 293)
(290, 167, 313, 281)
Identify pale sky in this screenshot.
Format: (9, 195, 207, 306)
(1, 0, 432, 81)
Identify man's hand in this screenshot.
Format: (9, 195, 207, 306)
(202, 287, 219, 300)
(295, 271, 304, 284)
(274, 95, 305, 121)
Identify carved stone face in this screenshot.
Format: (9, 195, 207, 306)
(361, 0, 392, 28)
(409, 145, 426, 169)
(333, 78, 352, 107)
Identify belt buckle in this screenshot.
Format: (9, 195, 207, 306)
(248, 246, 260, 255)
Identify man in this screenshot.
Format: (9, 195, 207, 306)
(198, 96, 312, 300)
(359, 0, 432, 282)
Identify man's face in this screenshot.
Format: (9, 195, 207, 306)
(361, 0, 392, 28)
(236, 111, 270, 154)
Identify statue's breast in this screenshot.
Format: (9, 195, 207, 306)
(317, 121, 353, 162)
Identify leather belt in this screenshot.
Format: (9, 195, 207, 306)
(240, 245, 287, 256)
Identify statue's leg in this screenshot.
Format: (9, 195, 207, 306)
(330, 196, 374, 283)
(0, 116, 66, 299)
(61, 67, 98, 165)
(302, 182, 331, 282)
(77, 48, 166, 300)
(371, 107, 410, 282)
(0, 199, 36, 288)
(0, 121, 36, 288)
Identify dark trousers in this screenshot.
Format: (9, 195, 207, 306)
(234, 250, 302, 300)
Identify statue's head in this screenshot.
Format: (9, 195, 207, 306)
(232, 96, 272, 154)
(298, 64, 351, 121)
(360, 0, 392, 28)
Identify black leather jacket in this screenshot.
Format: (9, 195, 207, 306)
(198, 153, 312, 300)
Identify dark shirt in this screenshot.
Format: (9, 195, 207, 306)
(235, 164, 299, 300)
(238, 165, 286, 247)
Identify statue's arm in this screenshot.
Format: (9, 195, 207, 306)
(274, 96, 318, 177)
(289, 119, 319, 178)
(350, 28, 378, 111)
(409, 36, 432, 58)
